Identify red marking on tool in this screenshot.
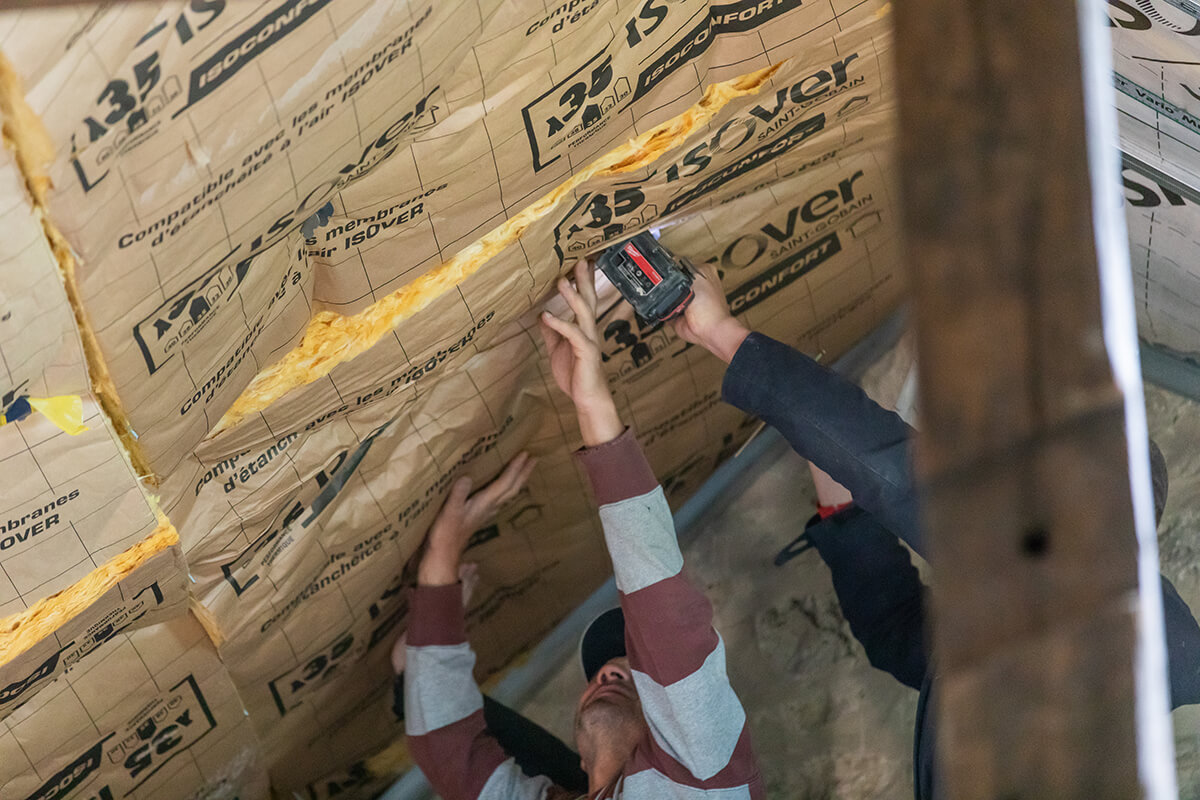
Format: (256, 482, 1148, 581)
(623, 243, 662, 285)
(664, 290, 694, 320)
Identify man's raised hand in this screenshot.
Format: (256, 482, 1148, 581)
(539, 258, 623, 446)
(417, 452, 536, 587)
(671, 260, 750, 364)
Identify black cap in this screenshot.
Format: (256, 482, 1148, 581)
(580, 607, 626, 682)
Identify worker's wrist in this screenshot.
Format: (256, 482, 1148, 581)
(417, 549, 461, 587)
(576, 397, 623, 447)
(703, 318, 751, 364)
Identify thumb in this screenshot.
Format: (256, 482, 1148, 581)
(697, 260, 721, 286)
(450, 475, 473, 503)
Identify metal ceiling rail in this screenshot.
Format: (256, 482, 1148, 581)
(1123, 150, 1200, 206)
(1160, 0, 1200, 20)
(1141, 341, 1200, 403)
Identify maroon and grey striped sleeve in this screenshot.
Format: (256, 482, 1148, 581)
(576, 429, 762, 796)
(404, 584, 564, 800)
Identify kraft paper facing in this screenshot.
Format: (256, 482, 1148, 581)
(4, 1, 1195, 799)
(0, 613, 269, 800)
(1110, 3, 1200, 357)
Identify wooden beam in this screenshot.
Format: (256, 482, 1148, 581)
(893, 1, 1175, 797)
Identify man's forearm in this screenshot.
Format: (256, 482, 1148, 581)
(723, 332, 925, 557)
(404, 586, 556, 800)
(576, 395, 624, 448)
(575, 427, 681, 589)
(404, 584, 489, 788)
(805, 508, 929, 689)
(575, 430, 758, 787)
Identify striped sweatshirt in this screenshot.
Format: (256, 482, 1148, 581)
(404, 428, 763, 799)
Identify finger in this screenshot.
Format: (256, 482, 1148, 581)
(541, 310, 596, 355)
(496, 452, 537, 503)
(515, 453, 537, 492)
(555, 275, 580, 315)
(538, 315, 563, 353)
(471, 456, 529, 514)
(573, 258, 597, 312)
(558, 277, 597, 339)
(472, 453, 524, 505)
(447, 475, 473, 507)
(491, 451, 531, 499)
(699, 260, 721, 285)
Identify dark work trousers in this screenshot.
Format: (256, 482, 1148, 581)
(392, 675, 589, 793)
(723, 332, 1200, 798)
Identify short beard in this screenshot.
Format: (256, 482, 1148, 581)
(576, 698, 643, 769)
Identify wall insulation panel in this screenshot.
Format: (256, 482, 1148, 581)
(0, 1, 1195, 798)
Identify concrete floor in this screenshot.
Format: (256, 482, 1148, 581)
(518, 343, 1200, 799)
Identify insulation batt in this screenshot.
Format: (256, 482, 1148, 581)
(30, 0, 1200, 796)
(212, 63, 783, 434)
(0, 523, 179, 666)
(0, 0, 1193, 794)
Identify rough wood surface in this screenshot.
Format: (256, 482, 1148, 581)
(894, 2, 1149, 797)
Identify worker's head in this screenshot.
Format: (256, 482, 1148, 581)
(574, 656, 645, 775)
(576, 609, 646, 779)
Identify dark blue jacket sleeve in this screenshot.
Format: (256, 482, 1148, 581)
(1162, 575, 1200, 710)
(722, 333, 926, 557)
(805, 508, 928, 690)
(722, 332, 1200, 713)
